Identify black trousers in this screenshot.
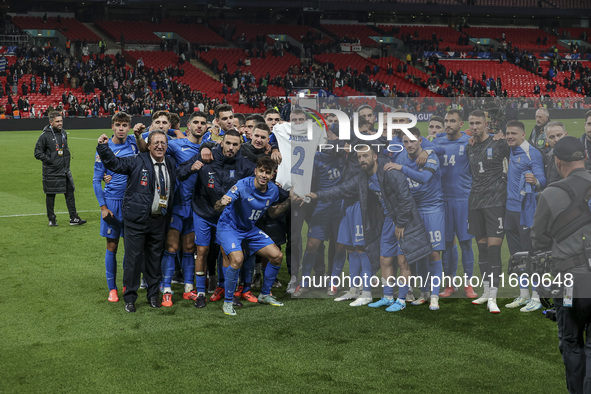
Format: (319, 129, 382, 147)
(504, 210, 532, 256)
(122, 215, 167, 304)
(45, 176, 77, 221)
(556, 296, 591, 394)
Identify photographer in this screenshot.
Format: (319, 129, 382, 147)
(531, 136, 591, 394)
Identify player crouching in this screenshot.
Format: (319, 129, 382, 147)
(215, 156, 291, 316)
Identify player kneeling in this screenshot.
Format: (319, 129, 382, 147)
(215, 156, 291, 316)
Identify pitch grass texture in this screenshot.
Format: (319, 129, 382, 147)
(0, 123, 580, 392)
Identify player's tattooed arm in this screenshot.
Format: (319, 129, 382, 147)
(214, 195, 232, 212)
(268, 197, 291, 218)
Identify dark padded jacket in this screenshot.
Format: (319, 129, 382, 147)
(34, 125, 74, 194)
(317, 156, 432, 263)
(97, 144, 176, 226)
(177, 145, 255, 222)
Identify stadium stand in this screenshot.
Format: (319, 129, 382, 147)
(11, 16, 100, 43)
(320, 24, 381, 47)
(439, 60, 584, 97)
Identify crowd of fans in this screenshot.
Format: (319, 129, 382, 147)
(2, 13, 591, 119)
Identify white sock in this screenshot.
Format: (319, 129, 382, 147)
(163, 286, 172, 293)
(482, 281, 490, 294)
(489, 287, 498, 299)
(531, 290, 540, 300)
(520, 288, 530, 299)
(185, 283, 194, 293)
(384, 295, 394, 300)
(361, 290, 372, 298)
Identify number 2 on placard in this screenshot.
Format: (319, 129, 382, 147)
(291, 146, 305, 175)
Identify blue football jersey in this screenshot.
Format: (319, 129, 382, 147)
(218, 177, 281, 231)
(432, 134, 472, 200)
(313, 151, 342, 191)
(395, 151, 443, 213)
(368, 173, 388, 215)
(94, 135, 138, 203)
(167, 138, 202, 205)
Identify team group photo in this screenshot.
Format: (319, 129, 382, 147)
(2, 0, 591, 392)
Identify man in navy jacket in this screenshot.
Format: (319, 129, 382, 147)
(97, 130, 176, 313)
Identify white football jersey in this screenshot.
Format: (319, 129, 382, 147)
(274, 121, 326, 197)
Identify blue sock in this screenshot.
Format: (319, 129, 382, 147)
(452, 244, 459, 276)
(416, 257, 429, 292)
(224, 266, 240, 302)
(442, 242, 454, 275)
(331, 249, 346, 277)
(243, 255, 255, 293)
(520, 274, 529, 290)
(217, 253, 225, 287)
(398, 285, 409, 300)
(430, 259, 443, 296)
(182, 252, 195, 285)
(105, 249, 117, 290)
(358, 252, 372, 291)
(383, 276, 395, 297)
(301, 251, 317, 287)
(261, 263, 281, 295)
(348, 252, 361, 288)
(459, 239, 474, 278)
(195, 274, 206, 294)
(161, 251, 175, 288)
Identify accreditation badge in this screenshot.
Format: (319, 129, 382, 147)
(58, 150, 64, 156)
(158, 195, 168, 209)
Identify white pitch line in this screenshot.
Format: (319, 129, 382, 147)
(0, 209, 100, 218)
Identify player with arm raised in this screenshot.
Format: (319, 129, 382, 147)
(93, 112, 138, 302)
(215, 156, 290, 316)
(177, 129, 254, 308)
(159, 111, 207, 307)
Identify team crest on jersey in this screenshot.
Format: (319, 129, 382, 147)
(459, 145, 465, 155)
(230, 185, 238, 193)
(95, 154, 101, 163)
(141, 169, 148, 186)
(229, 170, 235, 178)
(487, 148, 493, 159)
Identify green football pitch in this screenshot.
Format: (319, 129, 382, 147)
(0, 119, 582, 392)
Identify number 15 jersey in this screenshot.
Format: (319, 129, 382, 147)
(218, 177, 287, 232)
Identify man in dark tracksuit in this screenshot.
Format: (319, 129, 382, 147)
(34, 111, 86, 226)
(97, 130, 176, 313)
(177, 130, 255, 307)
(532, 136, 591, 394)
(309, 147, 432, 310)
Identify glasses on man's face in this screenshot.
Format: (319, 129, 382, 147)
(152, 141, 167, 146)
